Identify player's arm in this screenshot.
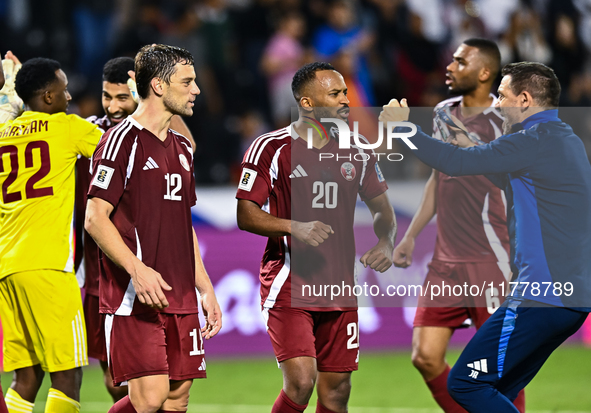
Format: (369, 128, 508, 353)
(192, 229, 222, 339)
(380, 99, 538, 176)
(361, 192, 397, 273)
(393, 169, 438, 268)
(170, 115, 196, 153)
(237, 199, 334, 247)
(85, 197, 172, 309)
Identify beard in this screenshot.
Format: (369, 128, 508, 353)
(163, 94, 193, 117)
(313, 106, 349, 128)
(502, 119, 513, 134)
(448, 79, 478, 97)
(500, 107, 519, 134)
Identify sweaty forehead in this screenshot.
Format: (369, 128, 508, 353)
(314, 70, 345, 91)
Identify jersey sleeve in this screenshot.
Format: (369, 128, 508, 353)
(411, 126, 540, 176)
(235, 140, 276, 207)
(87, 129, 133, 208)
(359, 150, 388, 201)
(69, 114, 103, 159)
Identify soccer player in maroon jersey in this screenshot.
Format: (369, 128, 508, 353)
(84, 44, 221, 413)
(236, 62, 396, 413)
(392, 39, 525, 412)
(75, 56, 197, 403)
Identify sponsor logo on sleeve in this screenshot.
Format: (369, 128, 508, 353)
(375, 163, 385, 182)
(238, 168, 257, 192)
(91, 165, 115, 189)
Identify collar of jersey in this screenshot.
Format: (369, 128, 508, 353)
(520, 109, 560, 130)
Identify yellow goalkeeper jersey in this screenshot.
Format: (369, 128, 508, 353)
(0, 111, 102, 279)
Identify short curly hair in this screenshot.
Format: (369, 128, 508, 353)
(291, 62, 336, 103)
(15, 58, 61, 105)
(103, 57, 135, 84)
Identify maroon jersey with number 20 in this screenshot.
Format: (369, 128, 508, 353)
(236, 125, 388, 310)
(89, 116, 198, 316)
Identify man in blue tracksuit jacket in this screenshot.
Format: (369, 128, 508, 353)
(381, 62, 591, 412)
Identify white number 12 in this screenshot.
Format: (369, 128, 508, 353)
(164, 173, 182, 201)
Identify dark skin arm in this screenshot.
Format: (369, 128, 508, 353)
(237, 199, 334, 247)
(361, 192, 396, 272)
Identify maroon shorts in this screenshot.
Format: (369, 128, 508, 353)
(264, 307, 359, 372)
(414, 260, 510, 329)
(106, 312, 206, 385)
(84, 294, 107, 362)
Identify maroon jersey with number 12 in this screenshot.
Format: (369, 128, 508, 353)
(236, 125, 388, 310)
(88, 116, 198, 316)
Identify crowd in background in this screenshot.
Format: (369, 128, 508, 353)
(1, 0, 591, 183)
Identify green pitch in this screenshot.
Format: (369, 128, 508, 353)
(2, 345, 590, 412)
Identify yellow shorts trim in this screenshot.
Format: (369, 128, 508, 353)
(0, 269, 88, 372)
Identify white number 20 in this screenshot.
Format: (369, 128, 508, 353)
(346, 322, 359, 349)
(164, 173, 182, 201)
(312, 181, 338, 209)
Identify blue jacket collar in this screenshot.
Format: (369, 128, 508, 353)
(521, 109, 560, 130)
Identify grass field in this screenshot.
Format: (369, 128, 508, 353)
(2, 345, 590, 412)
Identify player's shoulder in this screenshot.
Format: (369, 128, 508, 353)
(350, 131, 370, 146)
(170, 129, 194, 155)
(86, 114, 111, 131)
(480, 95, 503, 121)
(96, 117, 141, 160)
(244, 126, 291, 165)
(435, 96, 463, 109)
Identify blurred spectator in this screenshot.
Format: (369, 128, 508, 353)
(547, 0, 586, 103)
(313, 0, 376, 105)
(73, 0, 116, 80)
(498, 1, 552, 65)
(3, 0, 591, 182)
(394, 3, 444, 105)
(261, 11, 307, 127)
(447, 0, 488, 50)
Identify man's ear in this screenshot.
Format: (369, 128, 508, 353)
(521, 90, 535, 108)
(42, 90, 52, 105)
(299, 96, 313, 112)
(150, 77, 164, 97)
(479, 66, 491, 83)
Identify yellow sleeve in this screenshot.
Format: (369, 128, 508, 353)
(68, 114, 103, 159)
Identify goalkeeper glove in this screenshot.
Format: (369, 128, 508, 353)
(127, 77, 139, 104)
(0, 58, 25, 123)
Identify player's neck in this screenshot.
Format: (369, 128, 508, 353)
(460, 88, 493, 117)
(131, 102, 174, 141)
(293, 119, 331, 149)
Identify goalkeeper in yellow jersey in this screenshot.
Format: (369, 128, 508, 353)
(0, 57, 102, 413)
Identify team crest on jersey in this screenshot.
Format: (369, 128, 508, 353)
(341, 162, 356, 181)
(91, 165, 114, 190)
(238, 168, 257, 192)
(179, 154, 190, 171)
